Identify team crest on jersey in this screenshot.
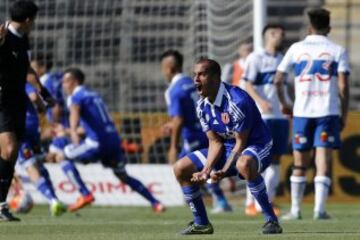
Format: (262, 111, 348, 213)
(221, 112, 230, 124)
(23, 149, 32, 159)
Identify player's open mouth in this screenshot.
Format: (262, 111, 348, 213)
(195, 84, 202, 92)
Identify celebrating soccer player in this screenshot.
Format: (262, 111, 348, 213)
(160, 50, 232, 213)
(243, 24, 289, 216)
(275, 8, 350, 220)
(174, 58, 283, 235)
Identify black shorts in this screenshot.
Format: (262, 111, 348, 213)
(0, 101, 26, 141)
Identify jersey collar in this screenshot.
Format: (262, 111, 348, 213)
(305, 35, 329, 42)
(7, 22, 24, 38)
(205, 82, 225, 107)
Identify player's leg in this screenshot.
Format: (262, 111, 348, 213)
(313, 147, 332, 219)
(261, 119, 289, 216)
(174, 149, 214, 235)
(0, 132, 21, 221)
(109, 150, 165, 213)
(312, 115, 341, 219)
(236, 144, 282, 234)
(207, 181, 232, 213)
(183, 139, 232, 214)
(282, 117, 313, 220)
(50, 137, 92, 200)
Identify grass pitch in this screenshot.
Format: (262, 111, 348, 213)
(1, 203, 360, 240)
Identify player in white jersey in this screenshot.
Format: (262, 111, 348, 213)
(244, 24, 289, 217)
(275, 8, 350, 220)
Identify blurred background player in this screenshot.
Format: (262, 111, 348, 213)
(174, 58, 282, 235)
(243, 24, 289, 216)
(31, 54, 93, 211)
(160, 50, 232, 213)
(51, 68, 165, 213)
(31, 53, 66, 125)
(275, 8, 350, 220)
(0, 0, 55, 221)
(15, 72, 66, 216)
(221, 41, 253, 89)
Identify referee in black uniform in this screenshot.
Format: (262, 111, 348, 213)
(0, 1, 54, 221)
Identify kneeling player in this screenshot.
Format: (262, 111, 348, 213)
(174, 58, 282, 234)
(51, 68, 165, 213)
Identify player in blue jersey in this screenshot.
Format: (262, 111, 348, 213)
(51, 68, 165, 213)
(31, 54, 67, 125)
(15, 74, 66, 216)
(31, 56, 94, 211)
(174, 58, 282, 235)
(160, 50, 232, 213)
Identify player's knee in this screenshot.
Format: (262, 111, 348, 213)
(173, 157, 191, 182)
(292, 165, 307, 176)
(236, 156, 256, 180)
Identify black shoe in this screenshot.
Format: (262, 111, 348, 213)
(262, 220, 282, 234)
(179, 221, 214, 235)
(0, 207, 21, 222)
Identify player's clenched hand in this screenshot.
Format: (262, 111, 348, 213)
(210, 170, 225, 182)
(0, 24, 7, 45)
(191, 171, 209, 184)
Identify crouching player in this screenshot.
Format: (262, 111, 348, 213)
(51, 68, 165, 212)
(16, 80, 66, 216)
(174, 58, 282, 234)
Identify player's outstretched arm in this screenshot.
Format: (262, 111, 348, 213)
(274, 71, 292, 115)
(191, 130, 223, 184)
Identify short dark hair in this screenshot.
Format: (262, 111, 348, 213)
(262, 23, 285, 36)
(307, 8, 330, 31)
(64, 68, 85, 84)
(160, 49, 183, 71)
(32, 52, 53, 71)
(196, 57, 221, 78)
(10, 1, 38, 22)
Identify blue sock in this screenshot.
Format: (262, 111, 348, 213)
(61, 160, 90, 196)
(182, 185, 209, 225)
(206, 182, 229, 208)
(123, 175, 158, 205)
(38, 165, 57, 198)
(248, 175, 278, 222)
(36, 176, 57, 203)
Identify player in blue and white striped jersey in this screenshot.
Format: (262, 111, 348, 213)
(275, 8, 350, 220)
(174, 58, 282, 235)
(243, 24, 290, 216)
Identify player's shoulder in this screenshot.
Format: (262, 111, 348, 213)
(225, 83, 255, 108)
(247, 50, 263, 61)
(170, 75, 194, 94)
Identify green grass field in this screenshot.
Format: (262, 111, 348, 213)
(1, 203, 360, 240)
